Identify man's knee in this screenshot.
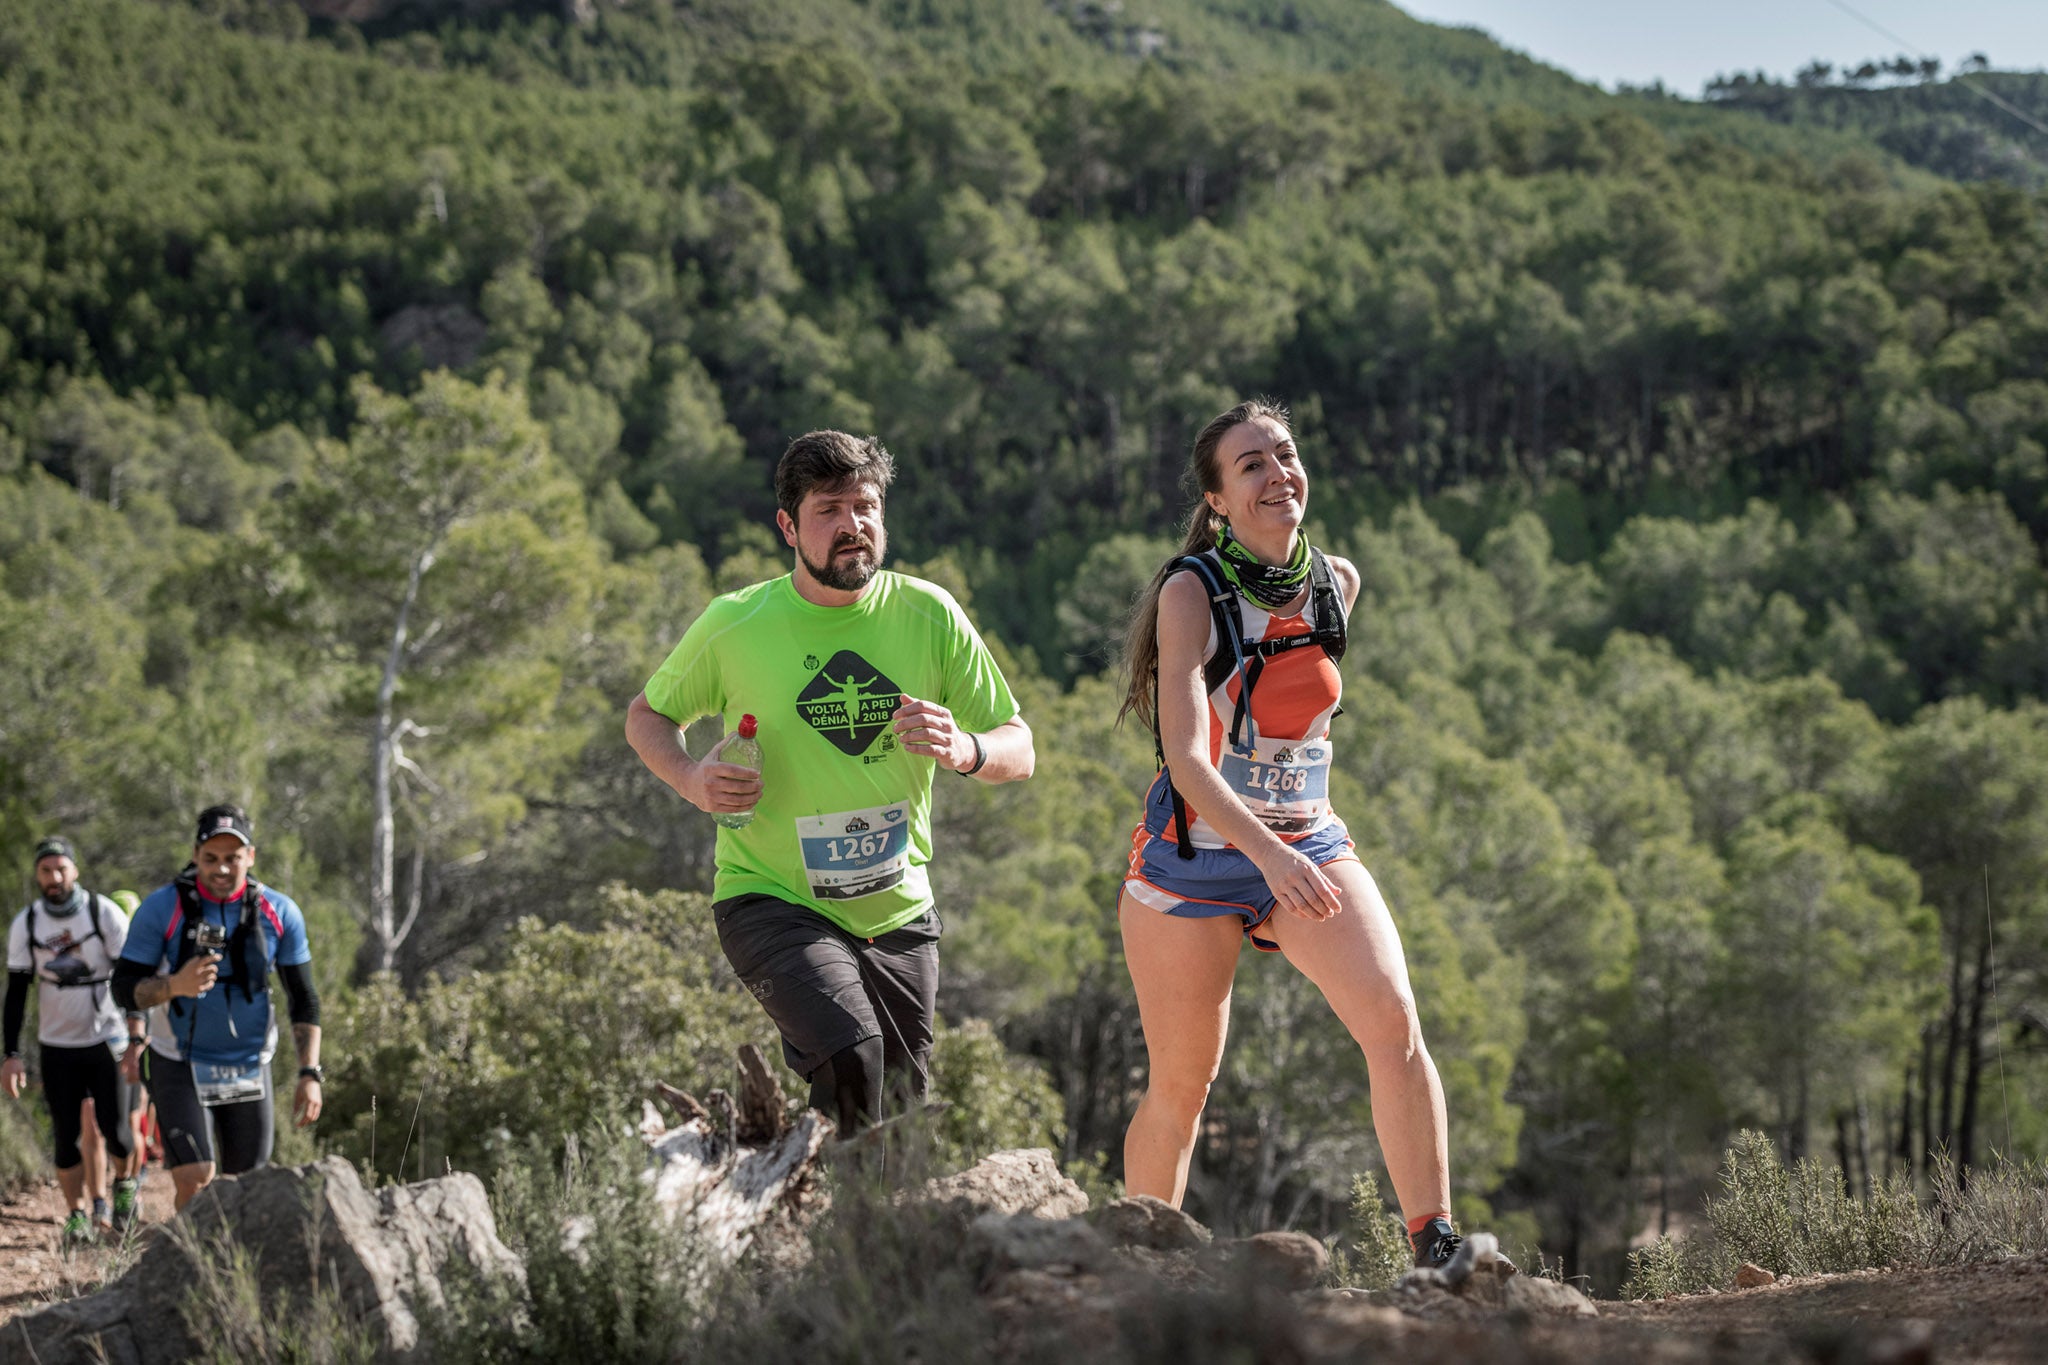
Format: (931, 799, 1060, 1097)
(170, 1161, 214, 1209)
(809, 1035, 885, 1135)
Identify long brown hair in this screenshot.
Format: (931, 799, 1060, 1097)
(1117, 399, 1291, 731)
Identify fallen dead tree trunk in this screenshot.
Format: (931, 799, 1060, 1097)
(633, 1042, 830, 1269)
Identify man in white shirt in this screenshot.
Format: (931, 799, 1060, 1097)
(3, 837, 142, 1244)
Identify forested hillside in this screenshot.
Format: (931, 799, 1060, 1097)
(3, 0, 2045, 1288)
(1705, 61, 2048, 188)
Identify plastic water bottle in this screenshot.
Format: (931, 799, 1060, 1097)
(710, 714, 762, 830)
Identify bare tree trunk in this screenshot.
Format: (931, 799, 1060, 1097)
(1918, 1027, 1935, 1176)
(1957, 931, 1993, 1177)
(1939, 918, 1968, 1151)
(1854, 1092, 1873, 1198)
(371, 547, 434, 974)
(1893, 1066, 1912, 1181)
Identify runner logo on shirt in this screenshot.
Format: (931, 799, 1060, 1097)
(796, 651, 903, 756)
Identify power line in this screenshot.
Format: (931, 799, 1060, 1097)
(1820, 0, 1919, 59)
(1819, 0, 2048, 139)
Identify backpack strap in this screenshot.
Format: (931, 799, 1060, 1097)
(23, 894, 114, 987)
(174, 872, 268, 1008)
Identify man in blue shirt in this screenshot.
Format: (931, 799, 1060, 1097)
(112, 805, 324, 1209)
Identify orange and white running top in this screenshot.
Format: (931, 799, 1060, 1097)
(1141, 556, 1343, 850)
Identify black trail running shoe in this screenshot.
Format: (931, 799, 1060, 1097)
(1412, 1216, 1519, 1278)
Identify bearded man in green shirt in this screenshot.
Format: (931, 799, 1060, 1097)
(626, 430, 1035, 1135)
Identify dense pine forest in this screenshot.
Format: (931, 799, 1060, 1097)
(3, 0, 2045, 1288)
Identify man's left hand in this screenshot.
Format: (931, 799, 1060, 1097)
(293, 1076, 323, 1128)
(892, 694, 975, 772)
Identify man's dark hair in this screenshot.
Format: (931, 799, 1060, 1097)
(774, 431, 895, 522)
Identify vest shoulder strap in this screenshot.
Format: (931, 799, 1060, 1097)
(25, 896, 107, 951)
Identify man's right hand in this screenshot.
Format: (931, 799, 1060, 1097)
(1, 1055, 24, 1100)
(119, 1043, 143, 1084)
(169, 952, 220, 999)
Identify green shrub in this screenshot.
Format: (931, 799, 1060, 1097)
(320, 884, 1068, 1184)
(1707, 1132, 1932, 1278)
(431, 1130, 719, 1365)
(320, 886, 777, 1183)
(1621, 1230, 1729, 1301)
(928, 1016, 1065, 1172)
(1328, 1171, 1412, 1290)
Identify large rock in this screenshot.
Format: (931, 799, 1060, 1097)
(967, 1211, 1116, 1290)
(1094, 1194, 1212, 1252)
(2, 1157, 521, 1365)
(1215, 1230, 1329, 1291)
(920, 1148, 1090, 1222)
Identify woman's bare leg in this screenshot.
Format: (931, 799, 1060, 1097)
(1119, 893, 1245, 1206)
(1264, 859, 1451, 1221)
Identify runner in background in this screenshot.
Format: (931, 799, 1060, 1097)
(4, 838, 139, 1245)
(110, 806, 323, 1210)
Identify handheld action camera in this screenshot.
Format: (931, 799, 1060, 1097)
(194, 922, 228, 955)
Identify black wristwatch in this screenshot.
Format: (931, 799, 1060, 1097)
(298, 1066, 324, 1083)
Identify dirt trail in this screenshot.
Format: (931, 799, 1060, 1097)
(0, 1175, 178, 1327)
(1599, 1255, 2048, 1362)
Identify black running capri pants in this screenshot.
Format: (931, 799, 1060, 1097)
(141, 1049, 274, 1174)
(41, 1042, 132, 1168)
(712, 895, 941, 1098)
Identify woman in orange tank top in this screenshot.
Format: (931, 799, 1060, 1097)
(1115, 399, 1508, 1275)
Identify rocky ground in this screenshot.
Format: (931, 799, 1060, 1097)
(5, 1154, 2047, 1364)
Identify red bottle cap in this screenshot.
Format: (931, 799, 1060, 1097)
(738, 714, 758, 738)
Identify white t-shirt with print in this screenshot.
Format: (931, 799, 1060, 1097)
(6, 893, 130, 1049)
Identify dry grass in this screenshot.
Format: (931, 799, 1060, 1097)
(1624, 1129, 2048, 1298)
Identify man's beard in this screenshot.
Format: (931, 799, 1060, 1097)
(800, 535, 883, 592)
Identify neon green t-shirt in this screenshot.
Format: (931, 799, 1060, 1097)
(643, 571, 1020, 938)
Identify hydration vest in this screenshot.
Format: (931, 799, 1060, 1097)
(166, 867, 274, 1018)
(25, 893, 112, 991)
(1156, 548, 1348, 860)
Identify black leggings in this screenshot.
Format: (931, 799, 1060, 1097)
(41, 1043, 132, 1169)
(142, 1050, 274, 1174)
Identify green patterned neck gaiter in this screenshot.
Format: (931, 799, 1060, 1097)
(1213, 523, 1310, 610)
